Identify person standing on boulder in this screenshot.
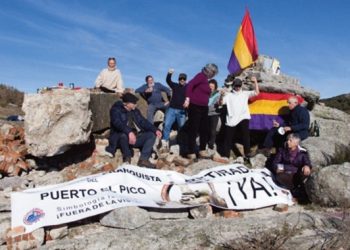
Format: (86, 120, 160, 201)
(161, 68, 188, 150)
(95, 57, 124, 94)
(135, 75, 171, 124)
(220, 76, 259, 161)
(104, 93, 162, 168)
(207, 79, 221, 153)
(183, 63, 218, 160)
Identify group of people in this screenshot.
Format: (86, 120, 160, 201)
(95, 57, 313, 198)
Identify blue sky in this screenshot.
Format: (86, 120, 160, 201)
(0, 0, 349, 98)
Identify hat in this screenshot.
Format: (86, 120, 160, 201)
(233, 78, 242, 87)
(178, 73, 187, 80)
(122, 93, 139, 104)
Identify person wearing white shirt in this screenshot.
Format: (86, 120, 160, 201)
(95, 57, 124, 93)
(221, 76, 259, 159)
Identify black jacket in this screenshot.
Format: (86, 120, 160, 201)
(110, 101, 157, 135)
(286, 105, 310, 140)
(166, 73, 187, 110)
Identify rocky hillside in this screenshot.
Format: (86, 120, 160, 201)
(0, 84, 24, 120)
(321, 93, 350, 114)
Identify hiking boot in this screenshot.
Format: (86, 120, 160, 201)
(123, 157, 131, 164)
(137, 159, 156, 169)
(199, 150, 211, 159)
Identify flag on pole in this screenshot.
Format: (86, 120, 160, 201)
(227, 9, 258, 74)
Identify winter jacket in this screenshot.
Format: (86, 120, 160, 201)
(285, 105, 310, 140)
(166, 73, 187, 110)
(110, 101, 157, 135)
(272, 146, 312, 174)
(185, 72, 211, 107)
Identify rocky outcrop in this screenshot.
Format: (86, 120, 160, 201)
(22, 207, 348, 250)
(240, 56, 320, 106)
(305, 162, 350, 207)
(22, 89, 92, 157)
(302, 104, 350, 166)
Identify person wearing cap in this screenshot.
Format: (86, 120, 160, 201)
(183, 63, 219, 160)
(135, 75, 171, 123)
(104, 93, 162, 168)
(261, 96, 310, 155)
(95, 57, 124, 94)
(220, 76, 259, 160)
(161, 69, 188, 150)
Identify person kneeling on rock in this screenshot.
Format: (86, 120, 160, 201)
(271, 133, 312, 201)
(104, 93, 162, 168)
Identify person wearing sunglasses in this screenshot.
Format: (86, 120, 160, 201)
(95, 57, 124, 94)
(161, 69, 188, 151)
(220, 76, 259, 161)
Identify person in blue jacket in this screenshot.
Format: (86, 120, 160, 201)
(105, 93, 162, 168)
(263, 96, 310, 152)
(135, 75, 171, 123)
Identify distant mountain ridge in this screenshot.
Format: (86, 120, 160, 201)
(321, 93, 350, 114)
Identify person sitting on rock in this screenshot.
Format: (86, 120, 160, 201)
(135, 75, 171, 123)
(95, 57, 124, 94)
(262, 96, 310, 155)
(271, 133, 312, 200)
(104, 93, 162, 168)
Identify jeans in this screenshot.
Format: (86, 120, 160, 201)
(147, 103, 168, 123)
(162, 107, 186, 141)
(106, 131, 156, 160)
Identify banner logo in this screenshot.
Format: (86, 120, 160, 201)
(23, 208, 45, 225)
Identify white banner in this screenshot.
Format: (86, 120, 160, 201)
(11, 164, 293, 233)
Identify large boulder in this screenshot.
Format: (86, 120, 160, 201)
(305, 162, 350, 207)
(89, 91, 150, 133)
(89, 92, 120, 132)
(302, 104, 350, 166)
(22, 89, 92, 157)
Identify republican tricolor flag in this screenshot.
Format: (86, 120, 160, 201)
(249, 92, 304, 131)
(227, 9, 258, 74)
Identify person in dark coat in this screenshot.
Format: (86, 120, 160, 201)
(262, 96, 310, 152)
(161, 69, 187, 150)
(271, 133, 312, 199)
(105, 93, 162, 168)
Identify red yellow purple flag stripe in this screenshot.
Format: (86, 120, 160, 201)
(248, 92, 304, 130)
(227, 9, 258, 74)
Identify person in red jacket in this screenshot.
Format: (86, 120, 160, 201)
(183, 63, 218, 160)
